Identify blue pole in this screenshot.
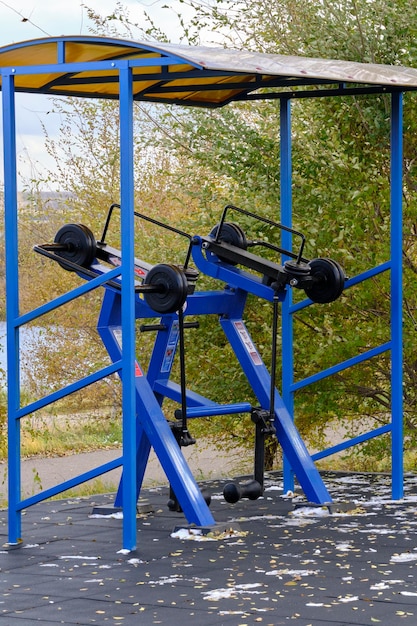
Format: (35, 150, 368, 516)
(280, 97, 295, 494)
(119, 63, 138, 550)
(2, 72, 21, 545)
(390, 91, 403, 499)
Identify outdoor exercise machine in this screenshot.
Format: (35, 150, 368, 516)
(1, 36, 412, 550)
(34, 202, 345, 520)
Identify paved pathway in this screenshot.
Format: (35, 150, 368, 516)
(0, 441, 252, 502)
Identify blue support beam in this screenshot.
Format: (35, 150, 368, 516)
(119, 64, 139, 550)
(2, 71, 22, 546)
(280, 97, 295, 496)
(390, 92, 404, 498)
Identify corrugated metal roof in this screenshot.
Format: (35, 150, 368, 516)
(1, 36, 417, 106)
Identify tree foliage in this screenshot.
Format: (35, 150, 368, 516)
(137, 0, 417, 468)
(14, 0, 417, 471)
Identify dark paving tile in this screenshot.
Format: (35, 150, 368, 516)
(2, 471, 417, 624)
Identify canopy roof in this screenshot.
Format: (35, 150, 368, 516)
(1, 36, 417, 106)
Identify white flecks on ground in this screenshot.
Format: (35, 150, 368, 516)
(358, 526, 406, 535)
(371, 582, 391, 590)
(127, 558, 145, 566)
(83, 579, 104, 583)
(89, 511, 123, 519)
(334, 542, 354, 551)
(230, 514, 284, 523)
(391, 551, 417, 563)
(202, 583, 265, 601)
(265, 568, 320, 577)
(171, 528, 214, 541)
(148, 575, 184, 585)
(59, 555, 99, 560)
(171, 527, 248, 541)
(290, 506, 331, 518)
(145, 574, 211, 588)
(401, 591, 417, 596)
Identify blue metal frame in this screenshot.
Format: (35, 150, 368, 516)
(278, 93, 404, 498)
(1, 44, 405, 550)
(280, 97, 295, 495)
(94, 257, 331, 510)
(119, 64, 138, 550)
(3, 71, 21, 545)
(97, 289, 216, 526)
(390, 92, 404, 499)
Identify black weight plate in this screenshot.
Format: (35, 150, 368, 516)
(209, 221, 247, 264)
(304, 257, 345, 304)
(54, 223, 96, 270)
(283, 259, 311, 277)
(325, 258, 346, 299)
(143, 263, 188, 314)
(78, 224, 97, 263)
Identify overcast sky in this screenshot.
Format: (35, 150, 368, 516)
(0, 0, 190, 46)
(0, 0, 198, 188)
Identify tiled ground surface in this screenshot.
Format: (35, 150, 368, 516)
(2, 471, 417, 625)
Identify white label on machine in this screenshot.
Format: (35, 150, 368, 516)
(112, 328, 143, 377)
(113, 328, 123, 348)
(161, 321, 179, 373)
(233, 321, 262, 365)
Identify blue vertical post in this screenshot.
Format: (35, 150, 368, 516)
(280, 96, 295, 494)
(390, 91, 403, 499)
(2, 72, 21, 544)
(119, 63, 137, 550)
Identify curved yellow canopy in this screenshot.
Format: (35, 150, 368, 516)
(1, 36, 417, 106)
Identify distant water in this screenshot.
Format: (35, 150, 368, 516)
(0, 322, 46, 387)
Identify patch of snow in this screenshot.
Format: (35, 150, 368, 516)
(171, 528, 215, 541)
(148, 576, 183, 585)
(59, 555, 98, 560)
(370, 582, 390, 590)
(400, 591, 417, 596)
(290, 507, 330, 518)
(391, 552, 417, 563)
(84, 579, 103, 583)
(89, 512, 123, 519)
(265, 568, 320, 577)
(335, 543, 353, 551)
(203, 583, 264, 601)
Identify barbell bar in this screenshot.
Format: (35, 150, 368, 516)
(43, 223, 190, 314)
(44, 221, 345, 311)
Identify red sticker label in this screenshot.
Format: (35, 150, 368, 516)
(135, 361, 143, 377)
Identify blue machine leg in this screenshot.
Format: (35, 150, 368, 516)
(114, 423, 151, 508)
(220, 315, 332, 504)
(98, 291, 215, 527)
